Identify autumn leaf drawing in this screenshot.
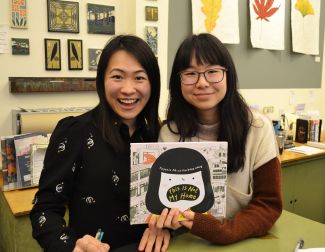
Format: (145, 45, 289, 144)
(201, 0, 222, 33)
(295, 0, 314, 17)
(253, 0, 280, 22)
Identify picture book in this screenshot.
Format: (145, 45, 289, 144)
(30, 143, 48, 186)
(130, 141, 227, 225)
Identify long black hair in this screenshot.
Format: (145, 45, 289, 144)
(167, 33, 252, 173)
(94, 35, 160, 153)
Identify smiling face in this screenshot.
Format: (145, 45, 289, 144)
(158, 171, 205, 211)
(180, 55, 227, 124)
(104, 50, 151, 129)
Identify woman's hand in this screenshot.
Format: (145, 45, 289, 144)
(179, 210, 195, 230)
(138, 227, 170, 252)
(72, 235, 110, 252)
(148, 208, 183, 230)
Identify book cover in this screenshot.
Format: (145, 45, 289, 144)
(30, 143, 48, 186)
(130, 141, 227, 225)
(14, 133, 48, 188)
(5, 137, 18, 190)
(1, 137, 9, 191)
(295, 119, 309, 143)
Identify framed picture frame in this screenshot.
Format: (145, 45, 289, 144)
(11, 0, 27, 29)
(145, 6, 158, 21)
(68, 39, 83, 70)
(47, 0, 79, 33)
(44, 38, 61, 70)
(88, 48, 102, 71)
(87, 3, 115, 34)
(12, 38, 29, 55)
(145, 26, 158, 56)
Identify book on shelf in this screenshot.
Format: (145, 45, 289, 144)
(30, 143, 48, 186)
(295, 118, 322, 143)
(130, 141, 228, 225)
(14, 132, 49, 188)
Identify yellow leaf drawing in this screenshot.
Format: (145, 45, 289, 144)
(295, 0, 315, 17)
(201, 0, 222, 32)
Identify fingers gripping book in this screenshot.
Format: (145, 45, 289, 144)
(130, 142, 227, 225)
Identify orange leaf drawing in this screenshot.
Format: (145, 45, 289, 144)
(253, 0, 280, 22)
(201, 0, 222, 32)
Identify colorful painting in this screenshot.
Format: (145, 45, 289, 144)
(12, 38, 29, 55)
(250, 0, 284, 50)
(192, 0, 239, 44)
(145, 26, 158, 56)
(145, 6, 158, 21)
(68, 39, 83, 70)
(291, 0, 320, 55)
(88, 48, 102, 71)
(47, 0, 79, 33)
(44, 39, 61, 71)
(11, 0, 27, 29)
(87, 4, 115, 34)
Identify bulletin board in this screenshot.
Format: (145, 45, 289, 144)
(168, 0, 324, 89)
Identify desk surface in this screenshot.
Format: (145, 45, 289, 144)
(167, 211, 325, 252)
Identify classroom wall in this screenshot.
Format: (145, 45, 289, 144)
(0, 0, 169, 136)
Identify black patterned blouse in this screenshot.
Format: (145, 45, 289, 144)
(30, 109, 147, 251)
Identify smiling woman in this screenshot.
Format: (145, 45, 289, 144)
(29, 35, 169, 252)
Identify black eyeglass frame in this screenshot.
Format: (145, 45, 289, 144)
(178, 68, 228, 85)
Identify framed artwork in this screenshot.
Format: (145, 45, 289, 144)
(12, 38, 29, 55)
(145, 6, 158, 21)
(44, 39, 61, 70)
(145, 26, 158, 56)
(88, 48, 102, 71)
(68, 39, 83, 70)
(11, 0, 27, 29)
(87, 3, 115, 34)
(47, 0, 79, 33)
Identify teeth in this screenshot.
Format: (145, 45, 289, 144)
(119, 99, 137, 104)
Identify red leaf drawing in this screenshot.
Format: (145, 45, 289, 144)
(253, 0, 280, 22)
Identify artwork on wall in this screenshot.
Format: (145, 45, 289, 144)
(44, 38, 61, 70)
(145, 26, 158, 56)
(250, 0, 284, 50)
(68, 39, 83, 70)
(87, 4, 115, 34)
(11, 38, 29, 55)
(47, 0, 79, 33)
(191, 0, 240, 44)
(145, 6, 158, 21)
(88, 48, 102, 71)
(11, 0, 27, 29)
(291, 0, 320, 55)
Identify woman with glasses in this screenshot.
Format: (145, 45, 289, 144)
(148, 33, 282, 244)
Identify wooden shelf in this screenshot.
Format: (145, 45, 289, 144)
(9, 77, 96, 93)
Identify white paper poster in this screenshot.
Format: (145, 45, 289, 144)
(192, 0, 240, 44)
(291, 0, 320, 55)
(250, 0, 285, 50)
(0, 25, 9, 54)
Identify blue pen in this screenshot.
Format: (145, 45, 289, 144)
(95, 228, 104, 241)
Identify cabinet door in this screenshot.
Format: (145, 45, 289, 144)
(292, 158, 325, 223)
(282, 157, 325, 224)
(282, 166, 295, 212)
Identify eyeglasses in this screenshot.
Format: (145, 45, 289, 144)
(179, 68, 228, 85)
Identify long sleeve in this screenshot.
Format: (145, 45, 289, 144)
(190, 157, 282, 244)
(30, 116, 84, 252)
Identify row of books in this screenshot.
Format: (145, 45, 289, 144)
(1, 132, 49, 191)
(295, 118, 323, 143)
